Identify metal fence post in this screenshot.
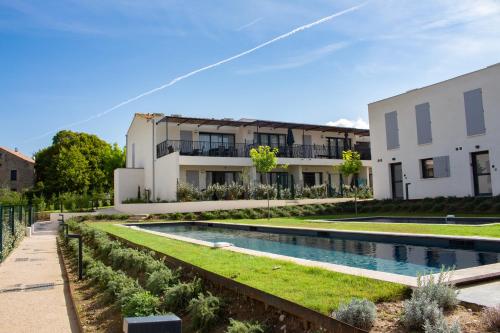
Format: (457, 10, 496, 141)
(28, 205, 33, 226)
(9, 206, 14, 236)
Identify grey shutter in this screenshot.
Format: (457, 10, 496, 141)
(433, 156, 450, 178)
(385, 111, 400, 150)
(464, 88, 486, 136)
(415, 102, 432, 144)
(186, 170, 199, 187)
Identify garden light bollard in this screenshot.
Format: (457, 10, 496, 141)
(123, 314, 181, 333)
(60, 223, 69, 240)
(67, 234, 83, 280)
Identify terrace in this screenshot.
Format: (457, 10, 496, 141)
(156, 139, 371, 160)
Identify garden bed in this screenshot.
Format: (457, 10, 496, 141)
(59, 239, 122, 333)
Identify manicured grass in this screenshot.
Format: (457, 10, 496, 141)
(207, 217, 500, 238)
(90, 222, 408, 314)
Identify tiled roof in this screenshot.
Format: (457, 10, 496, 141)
(0, 147, 35, 164)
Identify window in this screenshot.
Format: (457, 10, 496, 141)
(327, 137, 351, 159)
(259, 172, 288, 187)
(10, 170, 17, 181)
(206, 171, 240, 186)
(254, 133, 287, 148)
(421, 156, 450, 179)
(199, 133, 235, 150)
(303, 172, 316, 187)
(186, 170, 199, 188)
(421, 159, 434, 178)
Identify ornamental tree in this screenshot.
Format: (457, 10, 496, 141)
(250, 146, 278, 219)
(336, 150, 363, 215)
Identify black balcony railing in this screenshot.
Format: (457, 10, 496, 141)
(156, 140, 371, 160)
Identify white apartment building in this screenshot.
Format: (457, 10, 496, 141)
(115, 114, 372, 203)
(369, 63, 500, 200)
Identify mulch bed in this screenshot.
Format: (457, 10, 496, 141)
(372, 301, 490, 333)
(60, 244, 122, 333)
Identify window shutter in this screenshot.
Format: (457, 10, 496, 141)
(415, 102, 432, 144)
(464, 88, 486, 136)
(433, 156, 450, 178)
(385, 111, 400, 150)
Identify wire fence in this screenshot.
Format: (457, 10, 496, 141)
(0, 205, 35, 262)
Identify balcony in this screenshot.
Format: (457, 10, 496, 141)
(156, 140, 371, 160)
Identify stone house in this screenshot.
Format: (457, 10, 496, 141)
(0, 147, 35, 192)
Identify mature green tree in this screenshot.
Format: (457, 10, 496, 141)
(250, 145, 278, 220)
(34, 130, 125, 196)
(335, 150, 363, 215)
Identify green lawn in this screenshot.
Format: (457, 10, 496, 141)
(90, 222, 408, 314)
(204, 216, 500, 238)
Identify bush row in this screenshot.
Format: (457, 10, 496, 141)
(67, 221, 263, 332)
(175, 182, 373, 202)
(64, 234, 159, 317)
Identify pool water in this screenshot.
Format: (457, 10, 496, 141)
(140, 224, 500, 277)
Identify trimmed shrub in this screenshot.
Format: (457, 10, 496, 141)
(333, 298, 377, 330)
(188, 292, 221, 332)
(481, 304, 500, 332)
(121, 290, 160, 317)
(401, 296, 442, 330)
(163, 278, 203, 312)
(226, 319, 265, 333)
(423, 317, 461, 333)
(145, 268, 179, 295)
(413, 270, 459, 310)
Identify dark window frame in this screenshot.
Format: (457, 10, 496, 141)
(199, 132, 235, 147)
(421, 158, 434, 179)
(10, 169, 17, 181)
(254, 133, 287, 147)
(327, 137, 352, 159)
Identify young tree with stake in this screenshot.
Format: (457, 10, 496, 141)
(250, 146, 278, 220)
(336, 150, 363, 215)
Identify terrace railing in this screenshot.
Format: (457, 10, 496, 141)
(157, 140, 371, 160)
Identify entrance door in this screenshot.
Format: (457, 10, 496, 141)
(472, 151, 492, 196)
(390, 163, 404, 199)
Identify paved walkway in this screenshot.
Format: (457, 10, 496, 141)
(0, 221, 79, 332)
(459, 280, 500, 307)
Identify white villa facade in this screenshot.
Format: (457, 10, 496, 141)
(369, 63, 500, 200)
(115, 114, 372, 203)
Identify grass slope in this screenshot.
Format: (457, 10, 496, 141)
(90, 222, 408, 314)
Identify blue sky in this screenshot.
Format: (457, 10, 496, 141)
(1, 0, 500, 155)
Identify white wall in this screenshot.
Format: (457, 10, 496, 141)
(114, 168, 145, 205)
(114, 197, 354, 215)
(369, 64, 500, 199)
(155, 152, 180, 202)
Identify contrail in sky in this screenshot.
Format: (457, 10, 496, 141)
(25, 2, 367, 142)
(236, 17, 264, 31)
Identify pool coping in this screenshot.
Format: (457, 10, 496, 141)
(119, 221, 500, 288)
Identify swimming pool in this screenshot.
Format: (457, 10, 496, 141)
(137, 223, 500, 277)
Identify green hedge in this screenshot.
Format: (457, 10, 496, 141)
(65, 221, 226, 330)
